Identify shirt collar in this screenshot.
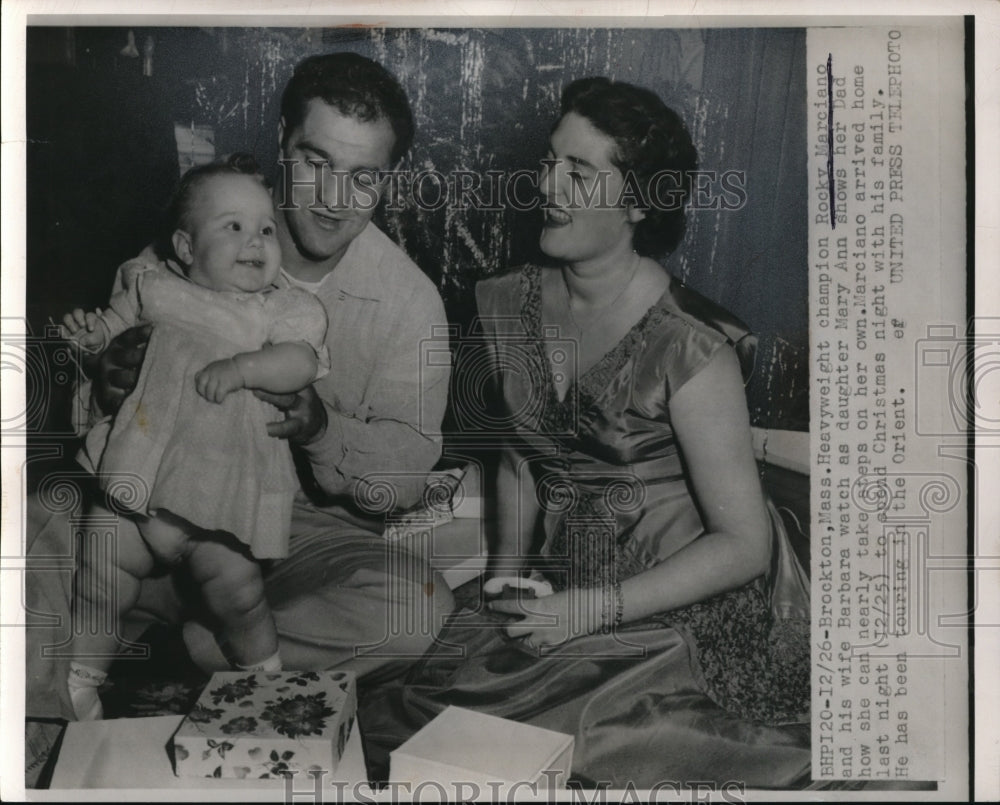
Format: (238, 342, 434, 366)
(280, 223, 384, 302)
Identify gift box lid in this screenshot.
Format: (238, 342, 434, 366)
(175, 670, 355, 741)
(390, 706, 574, 784)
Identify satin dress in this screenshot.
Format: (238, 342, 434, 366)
(360, 265, 811, 788)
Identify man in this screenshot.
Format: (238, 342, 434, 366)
(27, 52, 454, 715)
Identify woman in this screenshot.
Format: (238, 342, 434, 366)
(362, 77, 810, 788)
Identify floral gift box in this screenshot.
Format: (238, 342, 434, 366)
(171, 670, 357, 780)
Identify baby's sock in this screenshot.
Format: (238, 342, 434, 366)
(67, 661, 107, 720)
(235, 651, 282, 673)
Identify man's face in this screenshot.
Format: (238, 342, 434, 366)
(278, 98, 397, 269)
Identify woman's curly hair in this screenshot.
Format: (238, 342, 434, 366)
(560, 77, 699, 257)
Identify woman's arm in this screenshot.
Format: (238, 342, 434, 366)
(616, 345, 770, 621)
(489, 447, 542, 578)
(195, 342, 318, 403)
(494, 346, 771, 644)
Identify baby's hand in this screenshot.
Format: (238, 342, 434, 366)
(60, 308, 107, 353)
(195, 358, 245, 403)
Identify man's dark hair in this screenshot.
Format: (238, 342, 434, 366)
(280, 52, 415, 164)
(560, 77, 698, 258)
(156, 152, 268, 265)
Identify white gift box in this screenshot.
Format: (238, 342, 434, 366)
(389, 706, 574, 798)
(171, 670, 356, 780)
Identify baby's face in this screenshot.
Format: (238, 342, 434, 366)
(180, 174, 282, 293)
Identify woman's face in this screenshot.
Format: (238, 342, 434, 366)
(538, 112, 640, 267)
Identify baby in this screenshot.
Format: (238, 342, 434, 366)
(60, 154, 329, 719)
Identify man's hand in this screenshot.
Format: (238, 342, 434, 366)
(90, 324, 152, 416)
(195, 358, 245, 403)
(255, 385, 327, 445)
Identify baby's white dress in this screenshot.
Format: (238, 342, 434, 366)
(79, 259, 329, 559)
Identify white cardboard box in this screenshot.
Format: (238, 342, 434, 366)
(389, 706, 574, 798)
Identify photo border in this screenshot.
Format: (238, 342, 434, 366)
(2, 3, 996, 801)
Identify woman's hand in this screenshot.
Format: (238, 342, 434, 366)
(489, 588, 600, 650)
(195, 358, 245, 403)
(255, 385, 327, 445)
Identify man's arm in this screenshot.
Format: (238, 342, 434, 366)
(264, 283, 450, 512)
(310, 293, 449, 511)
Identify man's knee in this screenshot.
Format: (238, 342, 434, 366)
(349, 565, 455, 654)
(388, 567, 455, 649)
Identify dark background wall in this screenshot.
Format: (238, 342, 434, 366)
(26, 25, 808, 433)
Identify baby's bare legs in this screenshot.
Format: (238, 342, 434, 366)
(68, 503, 156, 718)
(185, 536, 278, 670)
(68, 507, 278, 719)
(140, 510, 279, 668)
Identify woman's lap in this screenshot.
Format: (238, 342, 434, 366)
(359, 608, 811, 789)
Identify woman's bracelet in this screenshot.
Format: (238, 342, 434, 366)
(600, 580, 624, 633)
